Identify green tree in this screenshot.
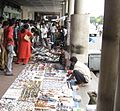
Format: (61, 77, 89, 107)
(90, 16, 104, 25)
(96, 16, 104, 24)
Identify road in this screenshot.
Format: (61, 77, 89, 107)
(89, 35, 102, 52)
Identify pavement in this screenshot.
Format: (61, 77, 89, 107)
(0, 63, 25, 98)
(0, 55, 99, 110)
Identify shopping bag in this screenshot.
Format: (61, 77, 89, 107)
(24, 34, 30, 42)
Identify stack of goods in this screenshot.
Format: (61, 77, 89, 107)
(19, 80, 41, 101)
(32, 47, 59, 63)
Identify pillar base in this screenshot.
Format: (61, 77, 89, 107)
(70, 13, 89, 63)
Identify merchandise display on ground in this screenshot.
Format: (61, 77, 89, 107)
(32, 47, 60, 63)
(0, 63, 84, 111)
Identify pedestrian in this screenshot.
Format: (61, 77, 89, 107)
(41, 24, 48, 47)
(0, 19, 4, 70)
(16, 24, 32, 65)
(5, 19, 15, 76)
(1, 21, 9, 72)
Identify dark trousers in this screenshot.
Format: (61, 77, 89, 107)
(43, 38, 48, 46)
(72, 70, 88, 83)
(0, 46, 7, 69)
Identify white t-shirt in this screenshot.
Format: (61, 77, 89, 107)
(41, 27, 48, 38)
(74, 61, 91, 82)
(63, 28, 67, 36)
(50, 26, 57, 33)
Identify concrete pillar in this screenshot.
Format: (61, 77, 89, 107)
(0, 0, 5, 16)
(60, 9, 63, 26)
(70, 0, 89, 63)
(62, 1, 66, 16)
(32, 12, 35, 20)
(65, 0, 68, 14)
(74, 0, 86, 14)
(96, 0, 120, 111)
(67, 0, 75, 46)
(68, 0, 74, 16)
(28, 12, 34, 20)
(21, 6, 29, 19)
(114, 40, 120, 111)
(60, 1, 66, 26)
(114, 47, 120, 111)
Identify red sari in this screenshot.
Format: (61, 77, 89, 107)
(17, 29, 32, 64)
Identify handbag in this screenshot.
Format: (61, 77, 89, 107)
(24, 34, 30, 42)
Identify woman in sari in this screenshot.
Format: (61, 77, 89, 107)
(16, 24, 32, 65)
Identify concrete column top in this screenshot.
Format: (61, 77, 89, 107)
(74, 0, 86, 14)
(68, 0, 75, 17)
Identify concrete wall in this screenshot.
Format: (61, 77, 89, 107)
(21, 6, 62, 20)
(3, 6, 21, 19)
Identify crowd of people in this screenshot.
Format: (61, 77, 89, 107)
(0, 17, 67, 76)
(0, 17, 91, 86)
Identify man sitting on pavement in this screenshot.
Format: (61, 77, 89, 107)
(67, 56, 91, 85)
(49, 46, 70, 70)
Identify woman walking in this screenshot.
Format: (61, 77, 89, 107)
(16, 24, 32, 65)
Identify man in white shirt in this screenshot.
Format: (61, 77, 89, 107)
(67, 56, 91, 84)
(50, 23, 57, 46)
(41, 24, 48, 46)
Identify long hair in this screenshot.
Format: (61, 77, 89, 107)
(21, 24, 29, 33)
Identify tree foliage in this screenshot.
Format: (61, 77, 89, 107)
(90, 16, 104, 25)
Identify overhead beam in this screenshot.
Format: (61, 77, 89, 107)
(13, 0, 64, 6)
